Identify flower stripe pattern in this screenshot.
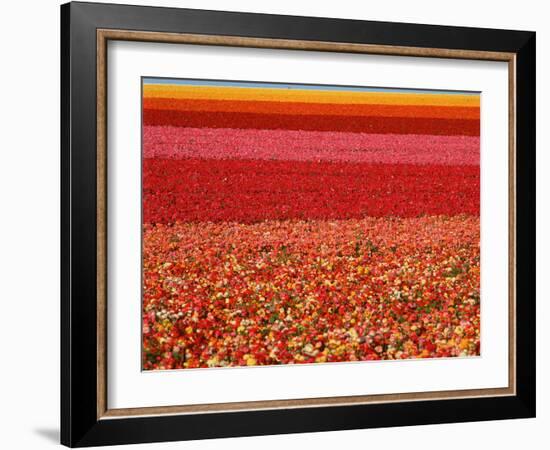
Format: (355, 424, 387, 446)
(143, 97, 480, 119)
(143, 159, 479, 223)
(143, 127, 480, 165)
(143, 110, 479, 135)
(141, 79, 480, 370)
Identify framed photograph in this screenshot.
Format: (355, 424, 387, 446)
(61, 1, 536, 447)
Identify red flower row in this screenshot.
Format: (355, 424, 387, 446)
(143, 159, 480, 223)
(142, 110, 480, 135)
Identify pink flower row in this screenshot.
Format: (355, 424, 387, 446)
(143, 126, 480, 165)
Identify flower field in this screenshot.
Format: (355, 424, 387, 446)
(142, 79, 480, 370)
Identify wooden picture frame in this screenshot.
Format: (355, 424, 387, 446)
(61, 1, 535, 447)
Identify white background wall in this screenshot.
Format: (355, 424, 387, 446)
(0, 0, 546, 448)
